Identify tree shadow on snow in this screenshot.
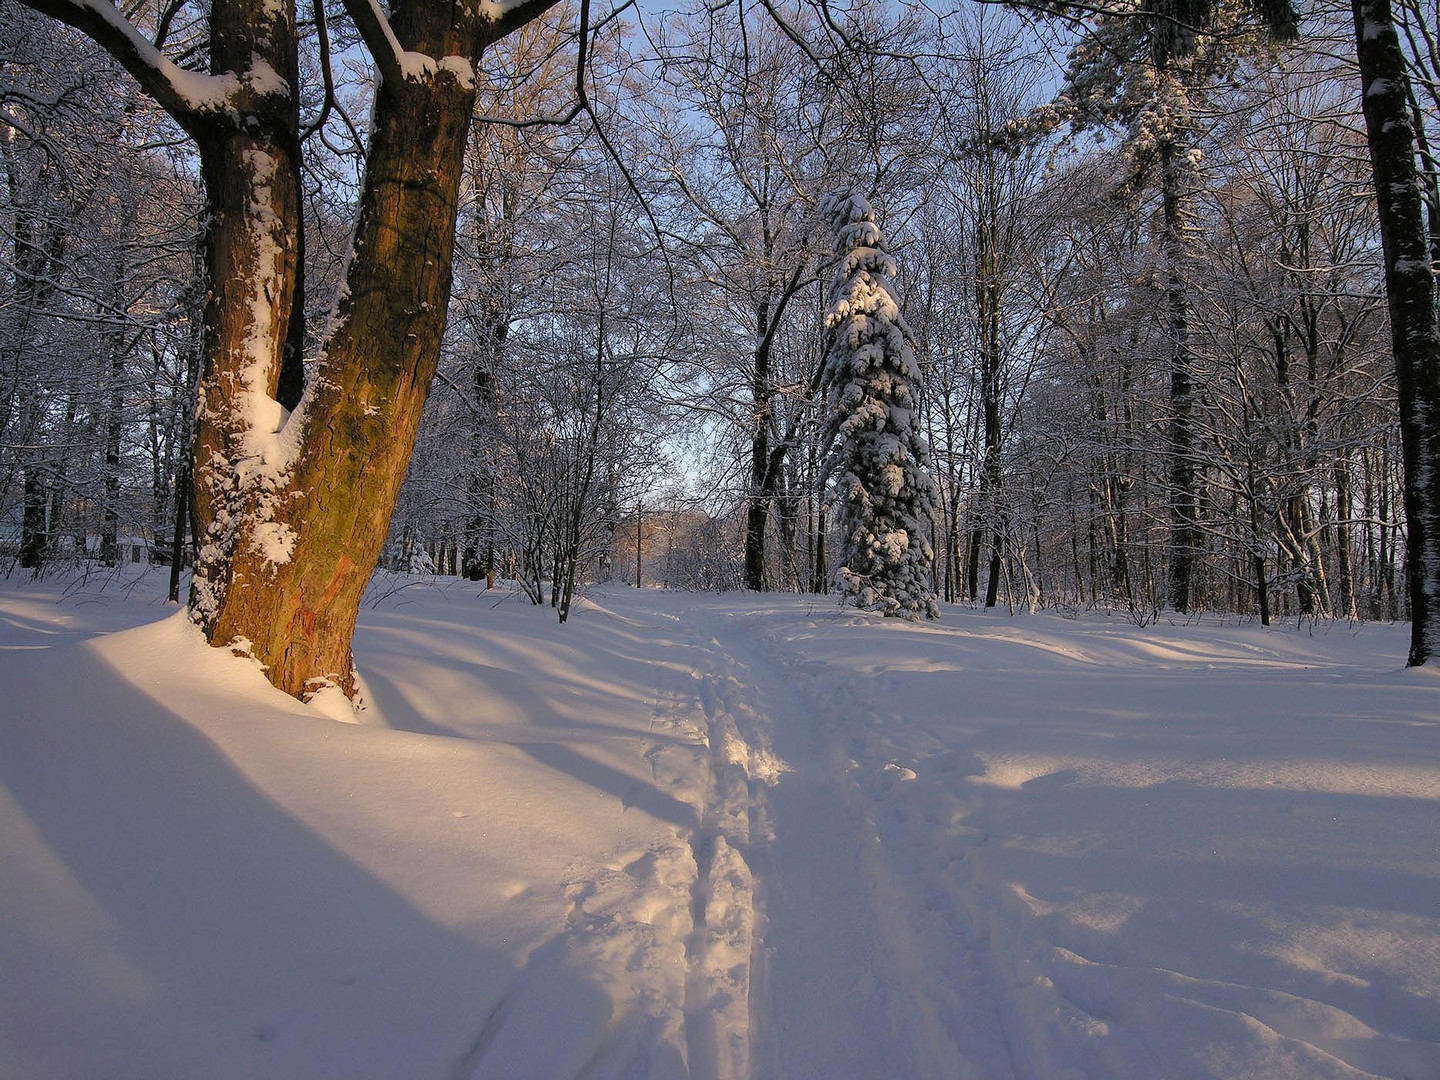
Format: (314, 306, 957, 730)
(0, 641, 522, 1080)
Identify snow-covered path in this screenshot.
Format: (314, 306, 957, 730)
(671, 598, 1019, 1080)
(676, 597, 1440, 1080)
(3, 574, 1438, 1079)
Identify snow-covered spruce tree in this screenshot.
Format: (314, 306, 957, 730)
(819, 193, 939, 620)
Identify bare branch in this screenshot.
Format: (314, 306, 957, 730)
(485, 0, 574, 46)
(301, 0, 337, 143)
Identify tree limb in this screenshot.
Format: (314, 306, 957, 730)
(12, 0, 232, 133)
(340, 0, 406, 87)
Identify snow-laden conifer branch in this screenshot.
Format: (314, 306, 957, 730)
(819, 191, 939, 620)
(975, 0, 1297, 56)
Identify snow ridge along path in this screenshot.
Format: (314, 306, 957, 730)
(2, 574, 1438, 1080)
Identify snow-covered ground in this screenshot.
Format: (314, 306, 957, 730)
(2, 571, 1437, 1080)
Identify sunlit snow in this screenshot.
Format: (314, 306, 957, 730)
(1, 571, 1437, 1079)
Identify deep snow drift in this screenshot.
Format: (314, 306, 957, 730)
(1, 571, 1437, 1080)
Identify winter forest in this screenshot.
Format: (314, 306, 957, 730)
(5, 0, 1440, 663)
(4, 0, 1440, 1075)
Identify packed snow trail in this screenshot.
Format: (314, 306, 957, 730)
(665, 597, 1017, 1080)
(3, 574, 1439, 1080)
(646, 591, 1440, 1080)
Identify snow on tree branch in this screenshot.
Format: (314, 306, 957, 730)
(342, 0, 568, 88)
(14, 0, 241, 127)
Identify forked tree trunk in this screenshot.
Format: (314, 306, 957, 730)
(197, 64, 478, 698)
(22, 0, 561, 699)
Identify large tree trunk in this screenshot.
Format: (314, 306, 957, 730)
(19, 473, 47, 570)
(744, 314, 780, 592)
(183, 0, 544, 697)
(197, 62, 478, 698)
(1353, 0, 1440, 665)
(1159, 131, 1201, 614)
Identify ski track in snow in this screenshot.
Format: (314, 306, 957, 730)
(655, 595, 1440, 1080)
(674, 601, 1014, 1080)
(2, 574, 1438, 1080)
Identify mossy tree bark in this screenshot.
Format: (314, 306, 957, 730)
(198, 63, 478, 697)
